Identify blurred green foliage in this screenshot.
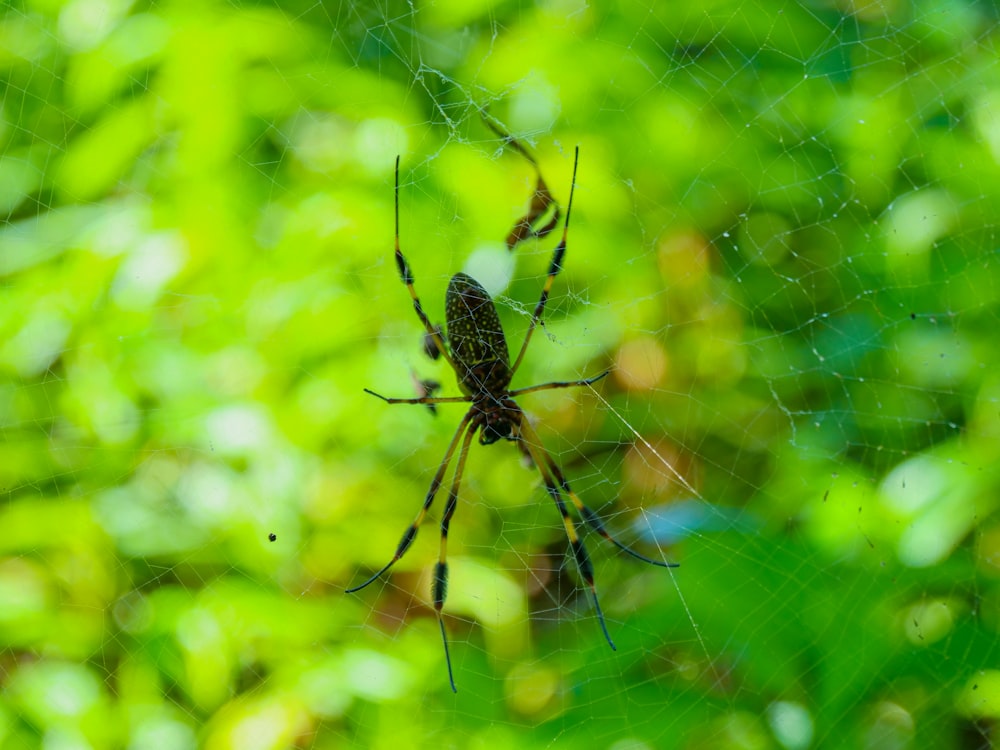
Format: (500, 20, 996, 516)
(2, 0, 1000, 748)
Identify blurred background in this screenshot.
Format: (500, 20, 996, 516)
(2, 0, 1000, 748)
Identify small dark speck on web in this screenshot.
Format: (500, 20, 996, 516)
(268, 533, 277, 542)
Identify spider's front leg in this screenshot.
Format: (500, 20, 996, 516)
(515, 413, 617, 650)
(345, 411, 473, 593)
(513, 390, 677, 570)
(432, 421, 478, 693)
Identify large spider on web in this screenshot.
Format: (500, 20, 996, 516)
(346, 128, 678, 693)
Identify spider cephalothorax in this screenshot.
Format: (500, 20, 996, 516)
(474, 395, 520, 445)
(348, 131, 678, 693)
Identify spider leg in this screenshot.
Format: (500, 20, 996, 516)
(508, 370, 609, 397)
(434, 420, 478, 693)
(518, 414, 676, 568)
(364, 388, 472, 406)
(392, 155, 458, 373)
(510, 145, 579, 377)
(483, 119, 561, 249)
(345, 410, 473, 594)
(516, 413, 616, 651)
(541, 448, 679, 569)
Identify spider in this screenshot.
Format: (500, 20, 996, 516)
(347, 137, 678, 693)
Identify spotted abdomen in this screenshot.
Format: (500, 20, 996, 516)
(446, 273, 512, 396)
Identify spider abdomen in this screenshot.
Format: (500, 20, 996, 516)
(446, 273, 512, 396)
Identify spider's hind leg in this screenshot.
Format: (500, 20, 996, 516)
(509, 145, 580, 378)
(483, 119, 561, 250)
(391, 155, 456, 371)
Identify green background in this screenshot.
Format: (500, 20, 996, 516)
(2, 0, 1000, 748)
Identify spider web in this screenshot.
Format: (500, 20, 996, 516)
(1, 0, 999, 748)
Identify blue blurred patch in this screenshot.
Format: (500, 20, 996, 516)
(631, 500, 759, 545)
